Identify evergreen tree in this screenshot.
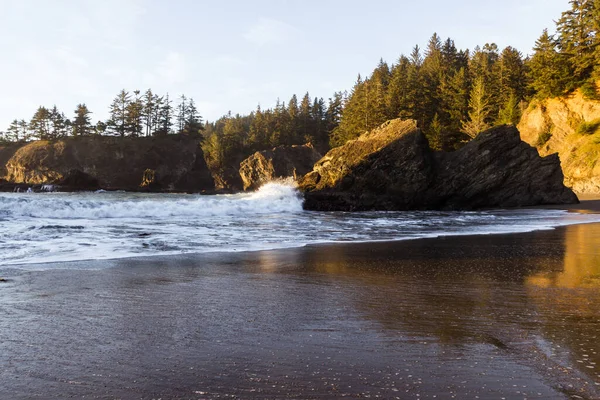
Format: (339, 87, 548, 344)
(300, 92, 312, 143)
(528, 29, 570, 97)
(556, 0, 597, 85)
(157, 93, 174, 135)
(325, 92, 344, 135)
(497, 91, 520, 125)
(386, 56, 410, 119)
(142, 89, 155, 137)
(73, 104, 93, 136)
(29, 106, 52, 140)
(108, 89, 131, 137)
(6, 120, 21, 142)
(184, 98, 203, 135)
(176, 94, 188, 134)
(428, 113, 443, 150)
(404, 45, 425, 125)
(126, 90, 143, 137)
(49, 105, 67, 138)
(462, 77, 491, 138)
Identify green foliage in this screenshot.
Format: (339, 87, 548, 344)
(73, 104, 93, 136)
(462, 77, 491, 138)
(497, 92, 521, 125)
(536, 130, 553, 146)
(577, 118, 600, 135)
(581, 80, 600, 100)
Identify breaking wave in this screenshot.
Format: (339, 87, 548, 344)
(1, 180, 600, 267)
(0, 181, 304, 219)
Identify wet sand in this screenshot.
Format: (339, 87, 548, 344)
(1, 206, 600, 399)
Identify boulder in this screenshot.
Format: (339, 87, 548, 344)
(239, 144, 322, 190)
(2, 135, 215, 192)
(300, 119, 577, 211)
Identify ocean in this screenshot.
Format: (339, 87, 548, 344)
(1, 181, 599, 267)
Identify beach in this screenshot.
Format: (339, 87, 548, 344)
(1, 203, 600, 399)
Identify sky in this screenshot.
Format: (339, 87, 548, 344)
(0, 0, 571, 129)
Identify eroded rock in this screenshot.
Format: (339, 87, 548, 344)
(239, 144, 322, 190)
(300, 119, 577, 211)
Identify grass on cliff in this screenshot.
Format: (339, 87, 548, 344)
(577, 119, 600, 135)
(536, 131, 552, 146)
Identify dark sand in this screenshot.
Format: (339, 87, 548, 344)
(1, 203, 600, 399)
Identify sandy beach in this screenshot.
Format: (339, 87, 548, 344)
(1, 202, 600, 399)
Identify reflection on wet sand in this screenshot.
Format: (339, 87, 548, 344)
(526, 224, 600, 392)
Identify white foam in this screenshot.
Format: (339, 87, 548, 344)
(0, 180, 304, 220)
(1, 183, 600, 268)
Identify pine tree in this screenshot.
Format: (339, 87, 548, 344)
(442, 67, 470, 132)
(300, 92, 312, 143)
(6, 120, 21, 142)
(556, 0, 597, 85)
(29, 106, 52, 140)
(126, 90, 143, 137)
(462, 77, 491, 138)
(18, 119, 29, 140)
(497, 91, 520, 125)
(184, 98, 203, 136)
(421, 33, 444, 126)
(325, 92, 344, 135)
(310, 97, 328, 151)
(330, 75, 367, 146)
(404, 46, 425, 125)
(157, 93, 173, 135)
(73, 104, 93, 136)
(142, 89, 155, 137)
(108, 89, 131, 137)
(49, 105, 67, 138)
(386, 56, 410, 119)
(428, 113, 443, 150)
(498, 47, 526, 103)
(528, 29, 570, 97)
(176, 94, 188, 134)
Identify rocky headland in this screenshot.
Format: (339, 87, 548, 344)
(0, 135, 214, 192)
(300, 119, 577, 211)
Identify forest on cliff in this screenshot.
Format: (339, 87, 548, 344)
(1, 0, 599, 172)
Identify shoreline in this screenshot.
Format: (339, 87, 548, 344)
(2, 199, 600, 271)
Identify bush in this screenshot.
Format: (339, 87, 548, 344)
(536, 131, 552, 146)
(581, 81, 600, 101)
(577, 119, 600, 135)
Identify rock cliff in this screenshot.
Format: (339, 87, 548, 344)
(300, 119, 577, 211)
(0, 135, 215, 192)
(518, 88, 600, 194)
(239, 144, 322, 190)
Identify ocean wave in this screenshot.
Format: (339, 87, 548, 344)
(0, 181, 304, 219)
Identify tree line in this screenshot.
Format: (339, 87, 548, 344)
(0, 89, 203, 142)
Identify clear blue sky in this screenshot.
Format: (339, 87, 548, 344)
(0, 0, 569, 129)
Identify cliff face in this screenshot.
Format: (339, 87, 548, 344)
(300, 119, 577, 211)
(239, 144, 322, 191)
(1, 135, 215, 192)
(518, 89, 600, 194)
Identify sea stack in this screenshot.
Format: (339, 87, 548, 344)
(299, 119, 578, 211)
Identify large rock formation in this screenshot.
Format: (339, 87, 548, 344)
(300, 119, 577, 211)
(518, 87, 600, 194)
(239, 144, 322, 190)
(1, 135, 215, 192)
